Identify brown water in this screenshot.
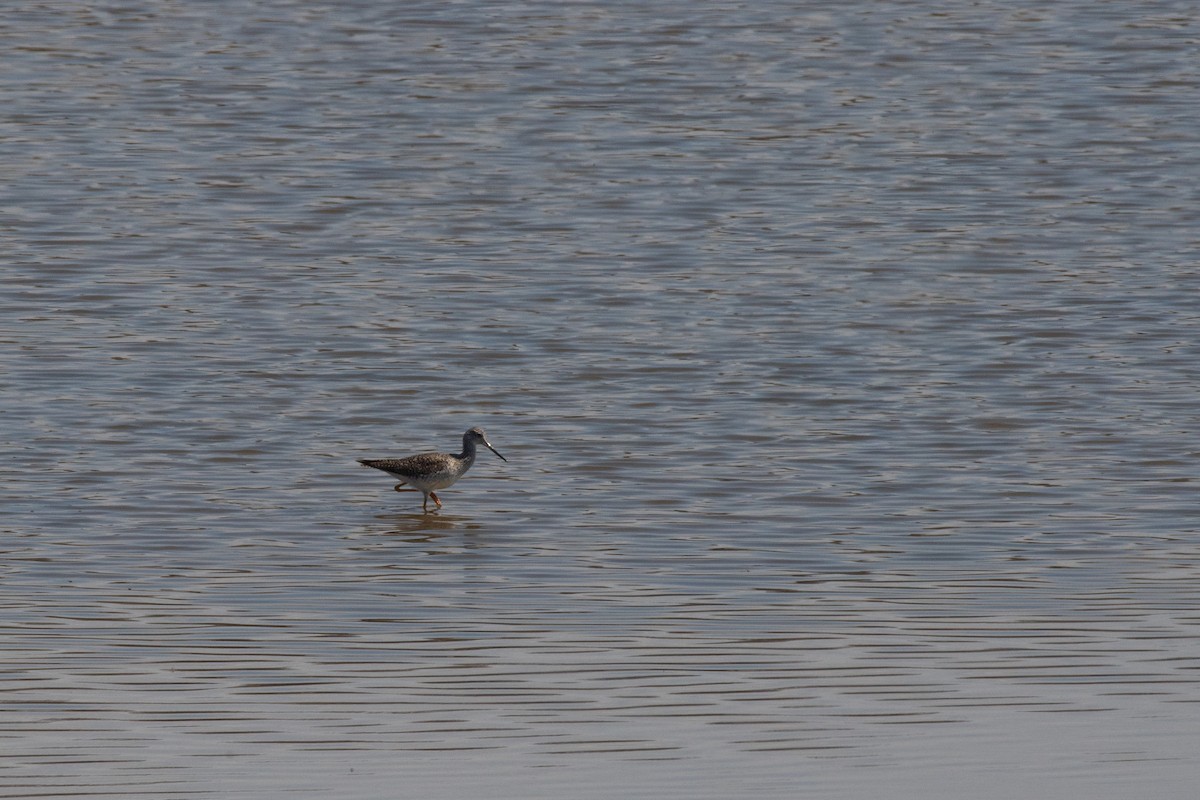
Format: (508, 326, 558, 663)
(3, 1, 1200, 797)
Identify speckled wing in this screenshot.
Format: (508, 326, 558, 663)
(358, 453, 452, 481)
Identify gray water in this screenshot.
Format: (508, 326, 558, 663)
(3, 2, 1200, 797)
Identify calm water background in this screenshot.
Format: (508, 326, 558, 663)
(3, 1, 1199, 797)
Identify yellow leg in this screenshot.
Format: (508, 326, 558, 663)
(394, 484, 417, 492)
(429, 491, 443, 509)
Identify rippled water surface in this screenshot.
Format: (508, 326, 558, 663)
(3, 1, 1200, 797)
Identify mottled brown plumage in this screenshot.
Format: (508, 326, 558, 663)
(358, 427, 507, 512)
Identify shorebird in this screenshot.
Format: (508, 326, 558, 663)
(357, 427, 507, 512)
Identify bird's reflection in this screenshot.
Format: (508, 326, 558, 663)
(370, 512, 477, 539)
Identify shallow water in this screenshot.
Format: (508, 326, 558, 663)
(3, 1, 1200, 797)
